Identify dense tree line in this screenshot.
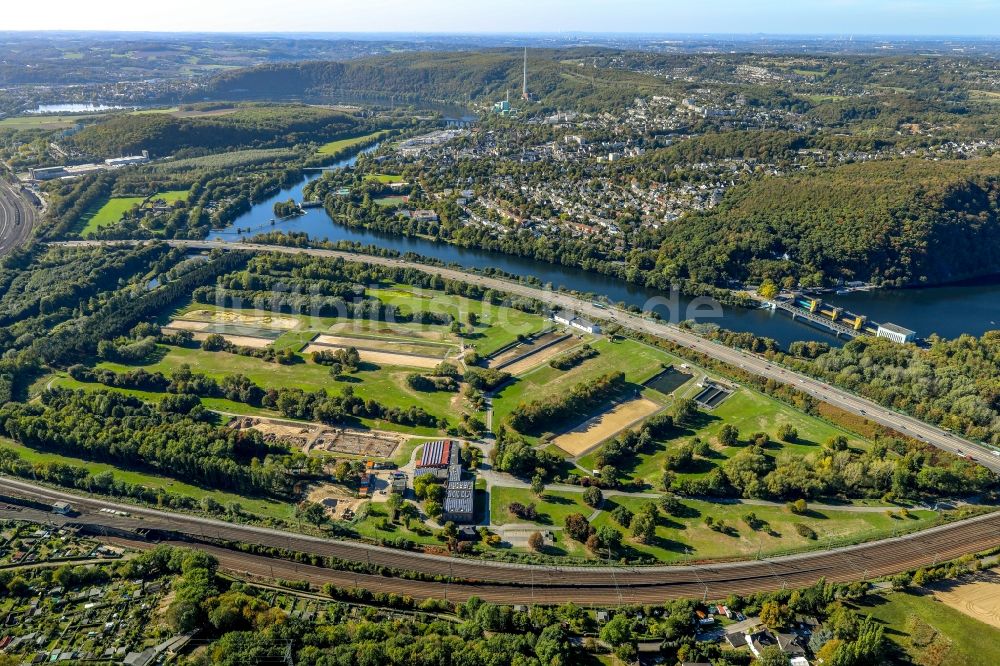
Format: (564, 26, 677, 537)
(0, 388, 289, 495)
(67, 105, 361, 158)
(782, 332, 1000, 445)
(507, 371, 627, 435)
(655, 157, 1000, 287)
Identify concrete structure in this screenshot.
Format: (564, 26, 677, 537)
(105, 151, 149, 167)
(51, 501, 72, 515)
(553, 310, 601, 334)
(414, 439, 475, 523)
(876, 322, 916, 344)
(389, 471, 408, 494)
(442, 480, 474, 523)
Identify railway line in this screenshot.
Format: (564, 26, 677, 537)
(0, 178, 37, 256)
(2, 477, 999, 604)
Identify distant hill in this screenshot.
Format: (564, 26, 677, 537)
(67, 105, 361, 158)
(654, 157, 1000, 287)
(201, 49, 673, 111)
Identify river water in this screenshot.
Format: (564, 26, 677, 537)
(208, 145, 1000, 348)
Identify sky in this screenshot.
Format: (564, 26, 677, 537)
(4, 0, 1000, 36)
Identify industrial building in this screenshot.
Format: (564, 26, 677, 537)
(414, 439, 475, 523)
(876, 322, 916, 344)
(553, 310, 602, 335)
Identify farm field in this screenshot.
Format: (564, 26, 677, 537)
(489, 485, 943, 562)
(77, 189, 188, 237)
(316, 130, 388, 155)
(855, 589, 1000, 666)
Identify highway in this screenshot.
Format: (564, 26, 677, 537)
(0, 178, 37, 256)
(2, 475, 1000, 604)
(56, 238, 1000, 473)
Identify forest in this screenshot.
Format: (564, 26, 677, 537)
(652, 156, 1000, 287)
(66, 105, 362, 158)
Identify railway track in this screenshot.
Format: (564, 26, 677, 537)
(0, 178, 37, 256)
(3, 477, 998, 604)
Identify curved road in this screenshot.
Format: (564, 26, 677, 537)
(56, 238, 1000, 474)
(2, 476, 999, 604)
(0, 179, 37, 256)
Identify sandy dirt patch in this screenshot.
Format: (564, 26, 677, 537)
(552, 398, 661, 457)
(501, 337, 581, 376)
(181, 310, 299, 330)
(489, 331, 566, 368)
(313, 333, 450, 358)
(303, 343, 440, 368)
(329, 321, 448, 341)
(169, 330, 273, 348)
(229, 416, 404, 458)
(930, 569, 1000, 628)
(163, 319, 210, 331)
(306, 483, 365, 520)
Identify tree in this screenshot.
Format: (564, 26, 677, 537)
(631, 512, 655, 544)
(295, 501, 326, 526)
(719, 423, 740, 446)
(564, 513, 592, 542)
(755, 644, 790, 666)
(535, 624, 572, 664)
(758, 279, 780, 300)
(583, 485, 603, 507)
(759, 600, 790, 629)
(530, 474, 545, 497)
(599, 614, 633, 647)
(528, 531, 544, 551)
(777, 423, 798, 442)
(611, 504, 634, 527)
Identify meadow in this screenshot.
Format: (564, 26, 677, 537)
(77, 189, 188, 237)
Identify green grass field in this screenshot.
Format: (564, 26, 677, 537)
(0, 436, 296, 520)
(854, 590, 1000, 666)
(489, 485, 940, 562)
(78, 189, 188, 237)
(370, 285, 548, 356)
(96, 345, 452, 436)
(316, 130, 388, 156)
(373, 196, 408, 207)
(578, 383, 867, 486)
(491, 336, 677, 427)
(366, 173, 405, 183)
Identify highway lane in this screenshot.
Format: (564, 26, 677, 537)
(3, 476, 1000, 604)
(56, 238, 1000, 474)
(0, 179, 37, 256)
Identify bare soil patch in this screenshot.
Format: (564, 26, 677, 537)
(552, 398, 661, 457)
(306, 483, 364, 520)
(181, 310, 299, 330)
(230, 416, 403, 459)
(502, 337, 581, 376)
(303, 342, 440, 368)
(165, 329, 273, 348)
(313, 333, 451, 358)
(930, 569, 1000, 628)
(489, 330, 566, 368)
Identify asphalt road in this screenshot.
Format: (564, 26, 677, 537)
(57, 238, 1000, 474)
(3, 476, 999, 604)
(0, 179, 36, 256)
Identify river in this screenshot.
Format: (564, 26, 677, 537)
(208, 145, 1000, 348)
